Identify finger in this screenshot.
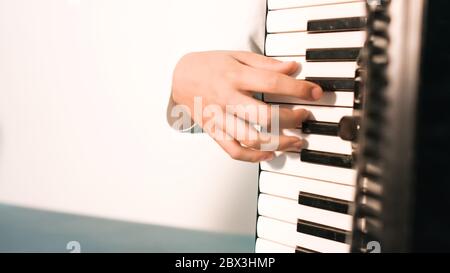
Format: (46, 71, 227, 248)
(215, 113, 304, 152)
(230, 51, 300, 75)
(227, 93, 311, 129)
(242, 133, 305, 152)
(235, 66, 323, 101)
(207, 128, 275, 163)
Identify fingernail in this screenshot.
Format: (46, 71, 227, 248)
(311, 87, 323, 100)
(291, 140, 304, 151)
(263, 153, 275, 161)
(287, 61, 301, 77)
(297, 109, 311, 123)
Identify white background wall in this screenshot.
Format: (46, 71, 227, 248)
(0, 0, 266, 235)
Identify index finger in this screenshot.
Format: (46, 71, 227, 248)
(236, 65, 323, 101)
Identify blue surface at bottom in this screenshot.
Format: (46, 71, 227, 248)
(0, 204, 255, 253)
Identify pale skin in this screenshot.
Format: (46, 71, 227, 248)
(171, 51, 323, 163)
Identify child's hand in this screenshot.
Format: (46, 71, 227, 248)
(171, 51, 323, 162)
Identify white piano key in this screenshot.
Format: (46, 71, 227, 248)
(283, 129, 352, 155)
(268, 0, 364, 10)
(265, 92, 354, 107)
(258, 194, 353, 231)
(276, 57, 358, 78)
(267, 2, 366, 33)
(266, 31, 366, 57)
(261, 152, 356, 186)
(255, 238, 295, 253)
(259, 171, 355, 202)
(257, 217, 350, 253)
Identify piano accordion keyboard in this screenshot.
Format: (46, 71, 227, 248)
(256, 0, 367, 253)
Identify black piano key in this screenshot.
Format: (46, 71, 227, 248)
(338, 116, 361, 141)
(307, 16, 367, 33)
(302, 121, 339, 136)
(297, 219, 350, 243)
(306, 48, 362, 62)
(295, 246, 319, 253)
(298, 192, 350, 214)
(301, 149, 355, 169)
(305, 77, 355, 92)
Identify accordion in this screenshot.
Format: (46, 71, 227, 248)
(256, 0, 450, 253)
